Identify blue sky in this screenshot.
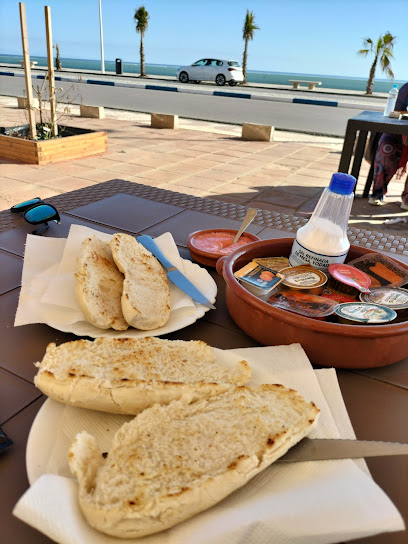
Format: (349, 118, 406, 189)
(1, 0, 407, 79)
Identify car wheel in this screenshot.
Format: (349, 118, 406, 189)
(229, 81, 237, 86)
(215, 74, 226, 86)
(179, 71, 189, 83)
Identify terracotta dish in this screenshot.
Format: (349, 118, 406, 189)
(218, 238, 408, 369)
(187, 229, 260, 268)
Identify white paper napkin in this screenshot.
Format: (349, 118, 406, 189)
(14, 225, 217, 337)
(14, 344, 405, 544)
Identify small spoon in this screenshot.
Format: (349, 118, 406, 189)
(233, 208, 258, 244)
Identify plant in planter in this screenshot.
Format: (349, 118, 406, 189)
(0, 2, 107, 165)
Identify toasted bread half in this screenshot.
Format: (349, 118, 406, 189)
(68, 384, 319, 538)
(75, 236, 128, 331)
(34, 337, 251, 414)
(110, 233, 171, 330)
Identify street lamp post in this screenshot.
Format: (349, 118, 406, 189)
(98, 0, 105, 73)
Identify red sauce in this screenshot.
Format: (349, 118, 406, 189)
(193, 231, 254, 255)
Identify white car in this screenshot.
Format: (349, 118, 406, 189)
(177, 59, 243, 86)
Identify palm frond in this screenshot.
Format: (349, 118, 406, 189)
(383, 32, 396, 46)
(134, 6, 149, 33)
(242, 9, 259, 41)
(358, 32, 397, 83)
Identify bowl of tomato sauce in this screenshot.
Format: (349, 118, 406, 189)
(187, 229, 260, 268)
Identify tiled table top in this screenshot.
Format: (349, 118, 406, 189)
(1, 181, 407, 544)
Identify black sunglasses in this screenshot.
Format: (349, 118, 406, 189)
(10, 197, 61, 235)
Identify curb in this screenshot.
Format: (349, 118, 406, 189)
(0, 70, 383, 112)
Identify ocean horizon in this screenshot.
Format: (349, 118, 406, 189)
(0, 53, 405, 93)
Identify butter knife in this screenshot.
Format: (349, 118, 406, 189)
(277, 438, 408, 463)
(137, 235, 216, 309)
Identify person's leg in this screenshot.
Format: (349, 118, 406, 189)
(401, 176, 408, 210)
(369, 133, 402, 205)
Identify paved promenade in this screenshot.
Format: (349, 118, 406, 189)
(0, 96, 407, 236)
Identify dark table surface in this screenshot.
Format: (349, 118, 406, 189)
(1, 179, 407, 544)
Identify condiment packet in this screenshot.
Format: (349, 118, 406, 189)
(234, 262, 284, 297)
(335, 303, 397, 325)
(347, 253, 408, 288)
(320, 286, 357, 303)
(268, 289, 338, 318)
(328, 264, 371, 294)
(359, 287, 408, 310)
(253, 257, 290, 272)
(280, 265, 327, 295)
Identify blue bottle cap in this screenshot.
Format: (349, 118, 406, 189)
(329, 173, 356, 195)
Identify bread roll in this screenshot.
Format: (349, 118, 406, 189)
(75, 236, 128, 331)
(34, 337, 251, 414)
(110, 233, 170, 330)
(68, 384, 319, 538)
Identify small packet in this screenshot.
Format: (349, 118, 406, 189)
(359, 287, 408, 310)
(253, 256, 290, 272)
(347, 253, 408, 288)
(234, 261, 284, 297)
(334, 302, 397, 325)
(268, 289, 338, 318)
(279, 265, 327, 295)
(320, 286, 356, 303)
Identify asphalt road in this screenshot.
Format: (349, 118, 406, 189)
(0, 74, 364, 136)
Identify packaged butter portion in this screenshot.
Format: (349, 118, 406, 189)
(280, 265, 327, 295)
(320, 286, 356, 303)
(234, 261, 284, 297)
(268, 289, 338, 318)
(334, 302, 397, 324)
(359, 287, 408, 310)
(347, 253, 408, 288)
(253, 257, 290, 272)
(328, 263, 371, 294)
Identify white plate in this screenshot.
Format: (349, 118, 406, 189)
(26, 348, 247, 485)
(43, 259, 217, 339)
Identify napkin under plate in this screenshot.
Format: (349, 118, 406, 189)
(14, 344, 404, 544)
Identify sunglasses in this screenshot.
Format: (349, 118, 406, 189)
(10, 197, 61, 235)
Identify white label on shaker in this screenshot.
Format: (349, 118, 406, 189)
(289, 238, 348, 271)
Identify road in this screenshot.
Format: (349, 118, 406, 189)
(0, 74, 366, 136)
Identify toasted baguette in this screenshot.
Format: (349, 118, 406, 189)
(34, 337, 251, 414)
(68, 385, 319, 538)
(75, 236, 128, 331)
(110, 233, 170, 330)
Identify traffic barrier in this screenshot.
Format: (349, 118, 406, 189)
(80, 105, 105, 119)
(151, 113, 178, 129)
(242, 122, 274, 142)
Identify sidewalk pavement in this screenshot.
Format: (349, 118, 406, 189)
(0, 95, 407, 237)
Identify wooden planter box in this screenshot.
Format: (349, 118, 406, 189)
(0, 125, 107, 165)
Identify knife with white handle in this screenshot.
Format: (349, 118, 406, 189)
(137, 235, 216, 309)
(277, 438, 408, 463)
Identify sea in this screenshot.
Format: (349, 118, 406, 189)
(0, 53, 405, 94)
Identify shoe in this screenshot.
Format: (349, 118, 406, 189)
(401, 201, 408, 211)
(368, 196, 386, 206)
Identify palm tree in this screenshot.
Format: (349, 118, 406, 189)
(55, 43, 62, 71)
(134, 6, 149, 77)
(242, 9, 259, 85)
(357, 32, 397, 95)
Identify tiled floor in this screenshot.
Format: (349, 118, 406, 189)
(1, 101, 407, 235)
